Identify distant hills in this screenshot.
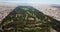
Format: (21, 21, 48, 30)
(50, 4, 60, 8)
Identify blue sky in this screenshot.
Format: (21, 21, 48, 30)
(0, 0, 60, 4)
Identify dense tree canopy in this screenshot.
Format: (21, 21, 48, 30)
(0, 6, 60, 32)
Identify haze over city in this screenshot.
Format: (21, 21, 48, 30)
(0, 0, 60, 4)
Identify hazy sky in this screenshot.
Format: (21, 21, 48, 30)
(0, 0, 60, 4)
